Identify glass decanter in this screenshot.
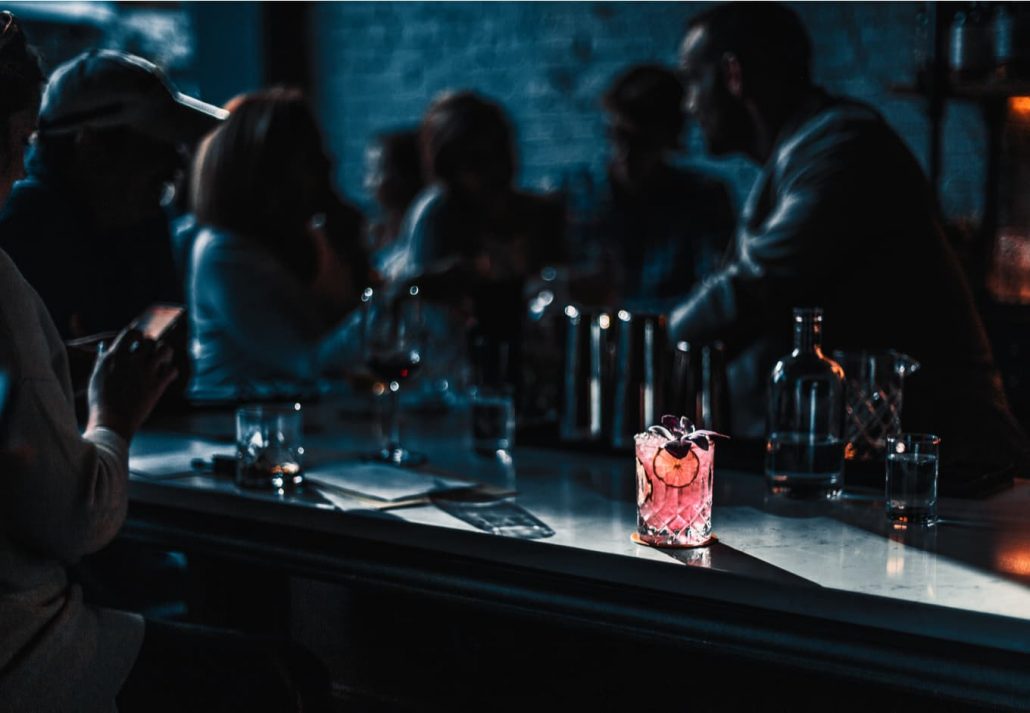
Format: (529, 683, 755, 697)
(764, 307, 846, 497)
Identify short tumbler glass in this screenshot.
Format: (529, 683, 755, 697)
(885, 433, 939, 525)
(236, 404, 304, 490)
(634, 431, 716, 547)
(471, 387, 516, 457)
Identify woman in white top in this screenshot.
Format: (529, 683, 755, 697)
(188, 88, 370, 398)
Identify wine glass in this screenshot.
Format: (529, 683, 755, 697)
(362, 285, 426, 466)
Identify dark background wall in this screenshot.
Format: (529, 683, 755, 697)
(12, 2, 987, 222)
(310, 1, 985, 220)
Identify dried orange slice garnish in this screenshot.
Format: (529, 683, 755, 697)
(652, 445, 700, 488)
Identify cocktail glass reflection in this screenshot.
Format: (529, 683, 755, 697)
(634, 416, 720, 548)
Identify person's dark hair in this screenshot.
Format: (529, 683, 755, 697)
(603, 64, 686, 148)
(686, 2, 812, 88)
(420, 91, 515, 189)
(192, 87, 329, 281)
(0, 11, 44, 165)
(372, 127, 424, 212)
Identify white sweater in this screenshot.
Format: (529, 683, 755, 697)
(0, 248, 143, 712)
(188, 227, 361, 396)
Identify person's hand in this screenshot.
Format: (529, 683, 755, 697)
(86, 328, 178, 441)
(65, 330, 121, 403)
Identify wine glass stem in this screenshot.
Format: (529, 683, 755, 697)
(387, 384, 402, 451)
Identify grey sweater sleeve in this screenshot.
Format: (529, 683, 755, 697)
(0, 276, 130, 563)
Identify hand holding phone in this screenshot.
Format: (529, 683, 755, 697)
(132, 304, 185, 341)
(87, 326, 179, 440)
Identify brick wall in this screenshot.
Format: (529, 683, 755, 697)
(310, 1, 985, 220)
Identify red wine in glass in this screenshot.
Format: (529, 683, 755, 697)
(367, 349, 422, 383)
(361, 286, 426, 466)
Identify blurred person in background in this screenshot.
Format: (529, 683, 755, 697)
(395, 90, 566, 387)
(0, 49, 226, 340)
(596, 64, 735, 312)
(669, 2, 1030, 477)
(0, 10, 42, 207)
(0, 21, 332, 708)
(365, 126, 425, 255)
(188, 87, 370, 398)
(404, 90, 565, 287)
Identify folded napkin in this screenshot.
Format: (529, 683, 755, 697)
(306, 462, 472, 504)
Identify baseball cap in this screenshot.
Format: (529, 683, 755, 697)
(37, 50, 228, 144)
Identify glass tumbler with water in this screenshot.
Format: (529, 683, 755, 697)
(765, 308, 846, 497)
(886, 434, 939, 525)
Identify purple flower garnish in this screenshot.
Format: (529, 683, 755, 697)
(660, 414, 695, 435)
(664, 440, 693, 459)
(650, 414, 727, 459)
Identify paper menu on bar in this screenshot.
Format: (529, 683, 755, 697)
(305, 462, 473, 504)
(130, 440, 226, 480)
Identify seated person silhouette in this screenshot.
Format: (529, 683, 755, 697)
(188, 88, 370, 399)
(668, 2, 1030, 481)
(596, 64, 735, 312)
(391, 91, 566, 387)
(365, 127, 425, 255)
(0, 50, 225, 339)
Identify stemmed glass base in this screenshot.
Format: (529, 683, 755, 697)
(364, 380, 426, 467)
(365, 445, 427, 467)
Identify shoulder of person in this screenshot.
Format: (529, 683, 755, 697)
(0, 248, 60, 380)
(774, 94, 907, 186)
(400, 184, 453, 246)
(0, 246, 27, 317)
(782, 96, 891, 158)
(192, 225, 244, 254)
(406, 184, 448, 224)
(0, 178, 71, 237)
(190, 226, 272, 274)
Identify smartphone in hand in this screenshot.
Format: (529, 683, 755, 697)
(132, 304, 185, 341)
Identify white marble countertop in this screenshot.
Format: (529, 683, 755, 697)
(128, 401, 1030, 642)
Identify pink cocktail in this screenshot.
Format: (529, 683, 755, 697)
(634, 416, 719, 548)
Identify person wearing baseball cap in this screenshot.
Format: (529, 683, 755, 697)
(37, 49, 226, 144)
(0, 49, 227, 340)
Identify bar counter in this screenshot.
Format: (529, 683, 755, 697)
(124, 399, 1030, 709)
